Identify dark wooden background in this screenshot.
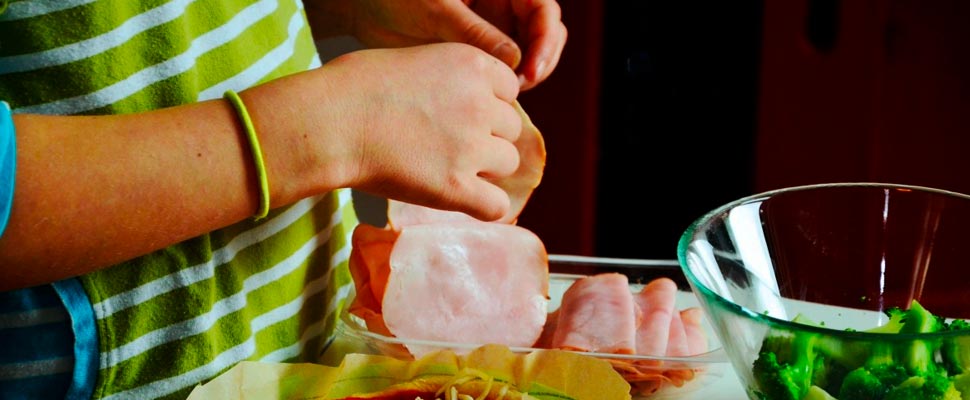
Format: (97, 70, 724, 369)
(517, 0, 970, 260)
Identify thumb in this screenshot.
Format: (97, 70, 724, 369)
(434, 4, 522, 69)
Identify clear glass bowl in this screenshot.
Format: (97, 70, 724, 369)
(677, 182, 970, 400)
(323, 257, 733, 399)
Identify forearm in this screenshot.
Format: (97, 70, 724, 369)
(0, 73, 343, 290)
(0, 43, 526, 289)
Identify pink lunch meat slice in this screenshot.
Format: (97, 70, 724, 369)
(664, 310, 691, 357)
(379, 221, 549, 358)
(634, 277, 678, 357)
(550, 273, 637, 354)
(386, 201, 479, 228)
(680, 307, 709, 354)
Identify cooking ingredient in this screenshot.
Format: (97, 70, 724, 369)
(186, 344, 633, 400)
(348, 222, 549, 358)
(546, 275, 704, 357)
(681, 307, 710, 355)
(751, 300, 970, 400)
(942, 319, 970, 376)
(551, 273, 638, 354)
(635, 277, 680, 357)
(324, 345, 632, 400)
(542, 274, 709, 396)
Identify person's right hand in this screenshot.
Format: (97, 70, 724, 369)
(256, 42, 523, 222)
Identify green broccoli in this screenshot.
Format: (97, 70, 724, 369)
(752, 315, 846, 399)
(838, 364, 908, 400)
(951, 371, 970, 399)
(942, 319, 970, 375)
(942, 319, 970, 397)
(750, 300, 967, 400)
(882, 374, 962, 400)
(894, 301, 945, 373)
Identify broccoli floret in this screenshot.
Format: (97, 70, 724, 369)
(811, 307, 907, 371)
(942, 319, 970, 375)
(895, 301, 946, 373)
(750, 300, 967, 400)
(883, 374, 962, 400)
(754, 351, 807, 400)
(813, 353, 850, 394)
(751, 315, 850, 399)
(753, 330, 820, 400)
(950, 371, 970, 399)
(949, 320, 970, 331)
(838, 364, 908, 400)
(867, 307, 908, 334)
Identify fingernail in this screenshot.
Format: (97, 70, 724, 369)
(534, 60, 547, 81)
(493, 43, 521, 69)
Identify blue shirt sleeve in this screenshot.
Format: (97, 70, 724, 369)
(0, 100, 16, 238)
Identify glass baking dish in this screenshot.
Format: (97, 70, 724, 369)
(322, 255, 732, 399)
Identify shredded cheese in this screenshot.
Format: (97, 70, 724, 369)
(425, 368, 513, 400)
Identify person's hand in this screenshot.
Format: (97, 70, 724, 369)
(312, 0, 567, 91)
(298, 43, 523, 221)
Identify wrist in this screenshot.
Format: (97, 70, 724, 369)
(238, 70, 358, 206)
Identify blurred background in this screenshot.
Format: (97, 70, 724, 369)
(320, 0, 970, 261)
(514, 0, 970, 260)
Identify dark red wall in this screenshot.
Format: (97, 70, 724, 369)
(755, 1, 970, 194)
(516, 1, 603, 257)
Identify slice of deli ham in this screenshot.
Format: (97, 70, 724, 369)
(543, 274, 710, 396)
(664, 311, 691, 358)
(634, 277, 678, 357)
(348, 221, 550, 358)
(680, 307, 709, 355)
(547, 274, 687, 357)
(550, 273, 638, 354)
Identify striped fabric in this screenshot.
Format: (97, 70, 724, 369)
(0, 1, 358, 399)
(0, 285, 75, 399)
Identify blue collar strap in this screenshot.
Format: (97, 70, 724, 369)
(0, 101, 16, 238)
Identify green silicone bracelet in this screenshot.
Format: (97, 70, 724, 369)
(224, 90, 270, 221)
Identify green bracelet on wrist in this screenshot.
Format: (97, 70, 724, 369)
(224, 90, 270, 221)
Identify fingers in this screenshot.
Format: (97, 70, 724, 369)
(488, 57, 521, 104)
(512, 0, 567, 90)
(478, 133, 521, 180)
(489, 99, 522, 142)
(433, 1, 523, 70)
(429, 0, 565, 90)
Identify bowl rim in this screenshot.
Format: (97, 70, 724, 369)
(676, 181, 970, 340)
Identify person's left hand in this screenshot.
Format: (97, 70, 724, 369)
(310, 0, 567, 91)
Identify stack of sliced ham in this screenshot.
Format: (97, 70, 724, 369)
(536, 273, 708, 396)
(346, 102, 709, 397)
